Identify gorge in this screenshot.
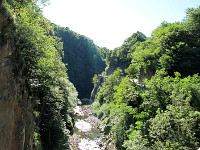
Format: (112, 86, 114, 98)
(1, 0, 200, 150)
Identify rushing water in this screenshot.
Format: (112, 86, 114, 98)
(69, 105, 107, 150)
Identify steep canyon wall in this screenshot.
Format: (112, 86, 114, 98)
(0, 4, 35, 150)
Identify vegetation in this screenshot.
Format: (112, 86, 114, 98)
(105, 31, 146, 76)
(3, 0, 79, 149)
(54, 26, 107, 99)
(3, 0, 200, 149)
(92, 6, 200, 150)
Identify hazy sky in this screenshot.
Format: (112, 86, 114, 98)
(42, 0, 200, 50)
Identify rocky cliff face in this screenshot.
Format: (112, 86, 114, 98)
(0, 3, 35, 150)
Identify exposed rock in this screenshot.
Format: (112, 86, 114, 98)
(75, 119, 92, 132)
(70, 105, 116, 150)
(74, 106, 84, 116)
(90, 75, 104, 103)
(0, 3, 35, 150)
(78, 138, 103, 150)
(85, 116, 101, 128)
(81, 98, 90, 105)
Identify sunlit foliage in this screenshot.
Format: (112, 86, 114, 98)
(93, 6, 200, 150)
(4, 0, 79, 149)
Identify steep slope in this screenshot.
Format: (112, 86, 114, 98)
(0, 3, 34, 150)
(54, 26, 107, 99)
(92, 6, 200, 150)
(105, 31, 146, 76)
(0, 1, 79, 150)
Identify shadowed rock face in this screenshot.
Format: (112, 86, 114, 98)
(0, 3, 35, 150)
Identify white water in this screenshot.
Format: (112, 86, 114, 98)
(74, 106, 84, 116)
(79, 138, 104, 150)
(75, 119, 92, 132)
(70, 105, 112, 150)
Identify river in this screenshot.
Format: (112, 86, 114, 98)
(69, 104, 116, 150)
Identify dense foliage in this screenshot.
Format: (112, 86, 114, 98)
(92, 6, 200, 150)
(105, 31, 146, 75)
(54, 26, 107, 98)
(3, 0, 79, 149)
(3, 0, 200, 149)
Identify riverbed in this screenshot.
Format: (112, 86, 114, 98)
(69, 105, 115, 150)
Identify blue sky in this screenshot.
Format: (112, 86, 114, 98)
(42, 0, 200, 50)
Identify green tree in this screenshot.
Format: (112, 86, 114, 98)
(5, 0, 79, 149)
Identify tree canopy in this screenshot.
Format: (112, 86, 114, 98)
(3, 0, 200, 149)
(92, 6, 200, 150)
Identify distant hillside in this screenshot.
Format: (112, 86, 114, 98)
(54, 26, 108, 98)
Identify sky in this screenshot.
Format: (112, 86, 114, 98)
(42, 0, 200, 50)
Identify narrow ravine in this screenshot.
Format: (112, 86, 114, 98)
(69, 104, 115, 150)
